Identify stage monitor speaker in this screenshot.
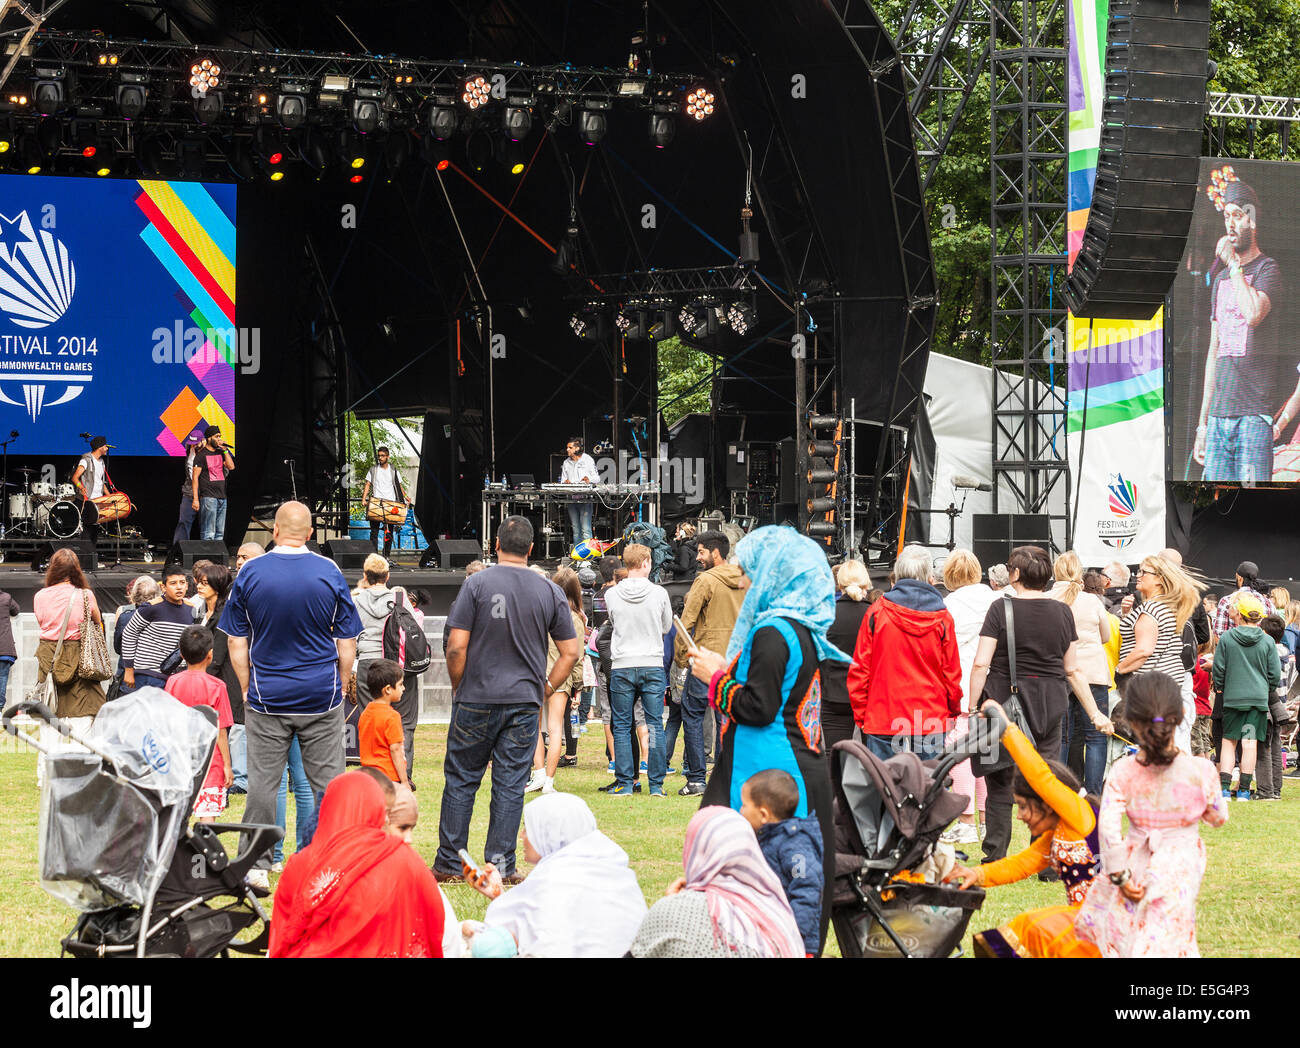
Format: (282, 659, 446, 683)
(165, 540, 229, 570)
(725, 443, 748, 490)
(429, 539, 483, 570)
(1064, 0, 1211, 319)
(972, 514, 1052, 571)
(323, 539, 373, 571)
(778, 437, 797, 505)
(33, 539, 97, 572)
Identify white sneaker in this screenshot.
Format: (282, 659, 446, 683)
(246, 869, 271, 891)
(524, 770, 546, 794)
(949, 822, 981, 845)
(541, 777, 557, 795)
(270, 861, 284, 874)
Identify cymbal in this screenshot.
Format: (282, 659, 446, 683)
(13, 468, 38, 475)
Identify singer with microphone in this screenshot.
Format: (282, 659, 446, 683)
(192, 425, 234, 544)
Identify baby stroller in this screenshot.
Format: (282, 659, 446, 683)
(3, 689, 282, 957)
(829, 718, 1003, 958)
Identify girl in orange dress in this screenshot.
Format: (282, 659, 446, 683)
(946, 700, 1102, 958)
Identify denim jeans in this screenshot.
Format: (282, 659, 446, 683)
(200, 497, 227, 542)
(435, 701, 538, 876)
(1204, 414, 1274, 485)
(609, 666, 666, 791)
(228, 722, 247, 792)
(173, 494, 197, 546)
(864, 732, 947, 762)
(273, 736, 314, 864)
(0, 659, 11, 709)
(664, 698, 684, 773)
(1061, 684, 1109, 797)
(566, 502, 593, 543)
(577, 686, 595, 724)
(680, 671, 710, 786)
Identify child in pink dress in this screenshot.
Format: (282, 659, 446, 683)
(1076, 673, 1228, 957)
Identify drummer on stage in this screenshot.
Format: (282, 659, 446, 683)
(360, 446, 411, 557)
(560, 435, 597, 543)
(72, 435, 112, 542)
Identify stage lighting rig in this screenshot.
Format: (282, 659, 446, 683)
(16, 133, 41, 174)
(304, 124, 334, 179)
(463, 75, 490, 111)
(685, 87, 714, 121)
(276, 83, 310, 128)
(502, 102, 532, 141)
(427, 98, 459, 139)
(189, 57, 220, 95)
(97, 53, 119, 68)
(340, 128, 367, 169)
(579, 101, 610, 145)
(36, 117, 61, 158)
(7, 93, 27, 107)
(678, 299, 720, 337)
(725, 300, 756, 335)
(33, 68, 65, 116)
(569, 304, 608, 342)
(115, 73, 147, 120)
(352, 80, 384, 133)
(71, 119, 99, 158)
(194, 90, 223, 124)
(0, 122, 11, 155)
(649, 110, 675, 148)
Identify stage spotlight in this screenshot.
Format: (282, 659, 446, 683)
(304, 124, 334, 178)
(0, 122, 12, 155)
(16, 134, 41, 174)
(269, 169, 285, 182)
(115, 77, 147, 120)
(91, 142, 116, 176)
(427, 103, 459, 139)
(255, 125, 286, 168)
(349, 172, 364, 184)
(678, 299, 719, 337)
(579, 108, 607, 145)
(339, 129, 367, 169)
(421, 134, 450, 170)
(98, 53, 119, 67)
(649, 112, 675, 149)
(276, 86, 309, 128)
(33, 71, 64, 116)
(193, 90, 223, 124)
(71, 119, 98, 158)
(550, 221, 579, 275)
(228, 136, 258, 181)
(686, 87, 716, 121)
(7, 94, 27, 107)
(569, 305, 607, 341)
(726, 300, 756, 335)
(36, 117, 61, 158)
(465, 131, 492, 173)
(462, 75, 490, 110)
(352, 97, 381, 134)
(189, 57, 221, 94)
(647, 306, 676, 341)
(138, 134, 166, 177)
(502, 105, 532, 141)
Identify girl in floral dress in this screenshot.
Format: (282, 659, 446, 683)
(1075, 673, 1228, 957)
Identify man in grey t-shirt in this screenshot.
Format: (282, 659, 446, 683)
(435, 515, 579, 878)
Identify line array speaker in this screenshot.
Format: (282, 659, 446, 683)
(1064, 0, 1211, 319)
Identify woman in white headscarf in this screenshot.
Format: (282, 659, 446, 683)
(466, 793, 647, 957)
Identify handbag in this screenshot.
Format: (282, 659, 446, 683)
(973, 595, 1037, 777)
(77, 589, 113, 682)
(28, 594, 76, 713)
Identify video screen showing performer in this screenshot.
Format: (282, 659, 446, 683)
(1169, 159, 1300, 484)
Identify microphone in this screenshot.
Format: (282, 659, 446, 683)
(952, 474, 992, 492)
(79, 432, 91, 439)
(8, 430, 16, 439)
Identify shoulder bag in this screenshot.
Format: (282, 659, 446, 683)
(77, 589, 113, 681)
(973, 595, 1037, 777)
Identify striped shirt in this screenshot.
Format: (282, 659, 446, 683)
(1119, 600, 1186, 681)
(121, 599, 196, 676)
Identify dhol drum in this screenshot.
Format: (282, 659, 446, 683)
(46, 500, 82, 539)
(30, 481, 56, 503)
(88, 492, 133, 525)
(7, 493, 31, 520)
(365, 497, 408, 525)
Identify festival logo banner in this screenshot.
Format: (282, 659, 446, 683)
(1065, 0, 1167, 562)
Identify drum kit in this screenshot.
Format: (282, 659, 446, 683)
(7, 468, 134, 539)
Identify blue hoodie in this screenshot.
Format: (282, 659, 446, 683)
(882, 577, 947, 613)
(756, 814, 824, 954)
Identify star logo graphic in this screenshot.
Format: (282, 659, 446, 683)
(0, 211, 30, 253)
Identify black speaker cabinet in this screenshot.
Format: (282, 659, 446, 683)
(322, 539, 374, 571)
(1065, 0, 1211, 318)
(972, 514, 1052, 570)
(428, 538, 483, 570)
(33, 539, 98, 572)
(165, 540, 229, 569)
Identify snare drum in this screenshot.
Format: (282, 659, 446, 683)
(7, 493, 31, 519)
(365, 497, 408, 525)
(89, 492, 133, 524)
(46, 500, 82, 539)
(57, 483, 75, 499)
(30, 481, 55, 502)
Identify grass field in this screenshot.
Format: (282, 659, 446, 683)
(1, 722, 1296, 957)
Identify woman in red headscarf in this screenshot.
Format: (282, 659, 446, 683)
(269, 772, 445, 958)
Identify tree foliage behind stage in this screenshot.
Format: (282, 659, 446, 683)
(656, 338, 715, 427)
(871, 0, 1300, 368)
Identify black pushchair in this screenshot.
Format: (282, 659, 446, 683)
(3, 689, 282, 957)
(829, 716, 1005, 958)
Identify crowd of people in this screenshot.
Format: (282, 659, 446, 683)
(16, 502, 1296, 958)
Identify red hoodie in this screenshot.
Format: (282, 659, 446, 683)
(847, 587, 964, 737)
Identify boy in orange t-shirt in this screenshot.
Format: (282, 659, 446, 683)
(359, 658, 409, 787)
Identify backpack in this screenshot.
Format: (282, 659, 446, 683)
(382, 589, 431, 674)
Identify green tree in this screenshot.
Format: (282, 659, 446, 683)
(656, 336, 716, 427)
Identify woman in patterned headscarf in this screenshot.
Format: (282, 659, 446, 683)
(269, 771, 445, 957)
(687, 525, 847, 953)
(630, 806, 803, 958)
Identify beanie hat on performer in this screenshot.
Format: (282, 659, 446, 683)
(203, 425, 221, 439)
(1222, 180, 1259, 217)
(90, 436, 112, 451)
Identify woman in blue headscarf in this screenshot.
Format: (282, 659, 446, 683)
(688, 526, 849, 954)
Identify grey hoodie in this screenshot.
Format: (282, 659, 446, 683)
(605, 576, 672, 670)
(354, 585, 396, 661)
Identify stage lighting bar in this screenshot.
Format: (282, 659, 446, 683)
(686, 87, 715, 121)
(189, 57, 221, 94)
(427, 99, 459, 139)
(582, 265, 757, 301)
(463, 74, 489, 110)
(725, 300, 756, 335)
